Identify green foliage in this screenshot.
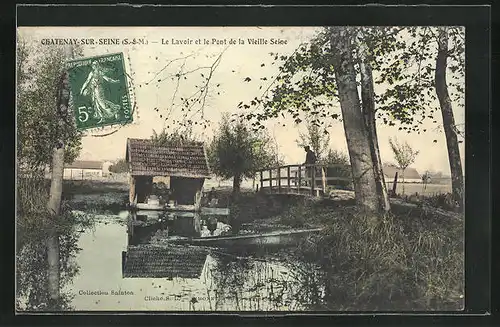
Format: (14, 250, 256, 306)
(322, 148, 349, 166)
(109, 159, 129, 173)
(150, 126, 199, 147)
(322, 149, 353, 190)
(389, 138, 420, 195)
(236, 26, 464, 138)
(296, 116, 330, 161)
(388, 138, 419, 172)
(17, 36, 83, 171)
(426, 193, 460, 212)
(374, 26, 465, 136)
(207, 115, 281, 192)
(285, 205, 464, 310)
(238, 29, 340, 131)
(278, 203, 308, 228)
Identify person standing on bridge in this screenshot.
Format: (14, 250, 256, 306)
(303, 146, 317, 186)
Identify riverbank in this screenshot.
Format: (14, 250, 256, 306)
(266, 199, 464, 311)
(207, 185, 464, 310)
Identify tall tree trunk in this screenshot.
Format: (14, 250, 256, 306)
(435, 27, 464, 210)
(330, 27, 379, 212)
(358, 39, 391, 212)
(46, 46, 72, 307)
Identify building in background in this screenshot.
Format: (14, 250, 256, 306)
(383, 164, 421, 184)
(63, 160, 103, 180)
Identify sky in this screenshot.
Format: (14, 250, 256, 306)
(18, 26, 465, 175)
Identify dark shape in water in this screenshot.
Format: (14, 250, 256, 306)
(122, 245, 208, 279)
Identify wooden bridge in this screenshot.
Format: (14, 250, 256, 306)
(256, 164, 353, 197)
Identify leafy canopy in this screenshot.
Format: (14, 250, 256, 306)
(150, 126, 199, 147)
(207, 114, 280, 182)
(232, 27, 464, 140)
(388, 137, 420, 171)
(17, 35, 83, 171)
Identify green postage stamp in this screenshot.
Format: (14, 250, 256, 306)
(67, 53, 132, 130)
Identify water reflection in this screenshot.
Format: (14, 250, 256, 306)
(17, 210, 327, 312)
(16, 223, 84, 311)
(122, 245, 208, 279)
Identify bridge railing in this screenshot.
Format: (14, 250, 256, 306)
(256, 164, 352, 196)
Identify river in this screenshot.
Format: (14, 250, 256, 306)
(17, 209, 327, 312)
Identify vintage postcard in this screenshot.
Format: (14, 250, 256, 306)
(16, 25, 465, 312)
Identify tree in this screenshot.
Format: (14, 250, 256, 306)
(150, 126, 199, 147)
(146, 48, 227, 132)
(374, 26, 465, 209)
(45, 45, 74, 308)
(328, 27, 381, 211)
(357, 30, 391, 211)
(109, 159, 129, 174)
(322, 149, 349, 166)
(421, 170, 431, 191)
(388, 137, 419, 195)
(322, 149, 352, 190)
(207, 115, 279, 195)
(435, 27, 464, 209)
(296, 115, 330, 161)
(17, 36, 82, 307)
(234, 27, 401, 212)
(17, 36, 83, 173)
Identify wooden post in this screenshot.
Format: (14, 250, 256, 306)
(321, 166, 327, 196)
(269, 169, 273, 193)
(311, 166, 316, 196)
(194, 190, 202, 211)
(298, 165, 302, 194)
(277, 167, 281, 193)
(287, 166, 291, 193)
(392, 172, 398, 196)
(193, 212, 201, 236)
(129, 174, 136, 205)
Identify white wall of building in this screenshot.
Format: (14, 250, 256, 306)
(63, 168, 103, 180)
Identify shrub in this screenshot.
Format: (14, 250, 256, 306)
(109, 159, 128, 173)
(422, 192, 460, 212)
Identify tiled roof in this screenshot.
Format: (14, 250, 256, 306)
(122, 245, 208, 279)
(383, 164, 421, 180)
(126, 138, 210, 178)
(64, 160, 103, 170)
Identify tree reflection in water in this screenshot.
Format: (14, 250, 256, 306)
(203, 248, 329, 311)
(16, 211, 95, 311)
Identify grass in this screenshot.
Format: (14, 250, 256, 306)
(276, 202, 464, 311)
(387, 182, 451, 197)
(17, 177, 97, 246)
(221, 185, 464, 311)
(215, 188, 464, 311)
(62, 179, 128, 197)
